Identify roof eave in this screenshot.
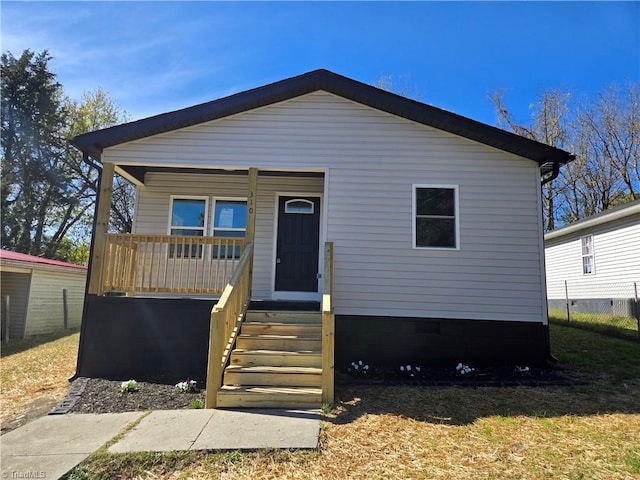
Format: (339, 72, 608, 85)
(545, 201, 640, 241)
(71, 69, 574, 167)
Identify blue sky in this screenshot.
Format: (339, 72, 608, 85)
(2, 2, 638, 126)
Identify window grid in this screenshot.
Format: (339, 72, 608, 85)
(581, 235, 595, 275)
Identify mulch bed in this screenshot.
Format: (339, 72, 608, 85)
(336, 363, 583, 387)
(53, 364, 581, 415)
(58, 378, 207, 414)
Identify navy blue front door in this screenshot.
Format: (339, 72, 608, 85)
(275, 196, 320, 292)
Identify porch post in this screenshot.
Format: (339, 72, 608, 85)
(246, 168, 258, 292)
(87, 162, 115, 295)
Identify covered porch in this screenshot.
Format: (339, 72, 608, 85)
(88, 164, 264, 299)
(81, 164, 335, 408)
(89, 164, 327, 301)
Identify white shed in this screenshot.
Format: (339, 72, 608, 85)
(0, 250, 87, 340)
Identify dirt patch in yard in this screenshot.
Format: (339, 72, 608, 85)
(0, 330, 80, 432)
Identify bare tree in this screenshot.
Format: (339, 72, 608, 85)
(489, 89, 571, 230)
(490, 82, 640, 230)
(374, 73, 424, 101)
(578, 83, 639, 201)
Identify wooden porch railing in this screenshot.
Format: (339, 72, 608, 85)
(322, 242, 335, 405)
(205, 242, 254, 408)
(100, 234, 246, 296)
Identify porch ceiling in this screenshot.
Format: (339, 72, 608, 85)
(119, 166, 324, 185)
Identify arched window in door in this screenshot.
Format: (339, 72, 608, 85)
(284, 199, 315, 214)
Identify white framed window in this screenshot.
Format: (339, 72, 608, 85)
(212, 199, 247, 238)
(212, 198, 247, 258)
(413, 185, 459, 249)
(168, 196, 209, 257)
(168, 196, 208, 236)
(581, 235, 595, 275)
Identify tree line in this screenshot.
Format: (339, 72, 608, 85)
(2, 50, 638, 264)
(1, 50, 134, 264)
(490, 83, 639, 230)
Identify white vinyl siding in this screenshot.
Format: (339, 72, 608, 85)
(1, 272, 31, 338)
(111, 91, 547, 323)
(25, 270, 86, 335)
(0, 267, 86, 338)
(546, 215, 640, 299)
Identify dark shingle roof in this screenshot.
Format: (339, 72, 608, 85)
(71, 69, 573, 173)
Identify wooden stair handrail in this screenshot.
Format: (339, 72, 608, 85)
(205, 242, 254, 408)
(321, 242, 335, 405)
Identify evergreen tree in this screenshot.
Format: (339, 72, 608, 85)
(1, 50, 134, 262)
(1, 50, 70, 255)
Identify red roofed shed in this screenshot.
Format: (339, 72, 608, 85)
(0, 250, 87, 340)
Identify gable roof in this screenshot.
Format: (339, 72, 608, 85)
(0, 249, 87, 271)
(545, 199, 640, 241)
(72, 69, 573, 174)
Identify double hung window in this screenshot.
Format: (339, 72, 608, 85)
(213, 200, 247, 238)
(413, 185, 459, 249)
(169, 197, 208, 257)
(581, 235, 595, 275)
(213, 199, 247, 257)
(168, 196, 246, 258)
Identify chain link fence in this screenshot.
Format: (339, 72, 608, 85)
(547, 281, 639, 340)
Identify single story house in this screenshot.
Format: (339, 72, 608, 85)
(71, 69, 573, 407)
(545, 199, 640, 317)
(0, 250, 87, 340)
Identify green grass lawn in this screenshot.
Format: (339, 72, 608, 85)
(549, 307, 639, 342)
(64, 323, 640, 480)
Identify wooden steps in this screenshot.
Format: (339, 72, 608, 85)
(216, 386, 322, 408)
(236, 334, 321, 351)
(241, 322, 321, 335)
(224, 366, 322, 386)
(230, 349, 321, 367)
(244, 310, 322, 324)
(216, 310, 323, 409)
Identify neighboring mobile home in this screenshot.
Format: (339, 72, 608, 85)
(71, 69, 573, 407)
(0, 250, 87, 340)
(545, 200, 640, 317)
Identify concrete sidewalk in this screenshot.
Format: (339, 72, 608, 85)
(1, 409, 320, 479)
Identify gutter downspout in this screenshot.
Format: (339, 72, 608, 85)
(541, 162, 560, 186)
(540, 159, 561, 364)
